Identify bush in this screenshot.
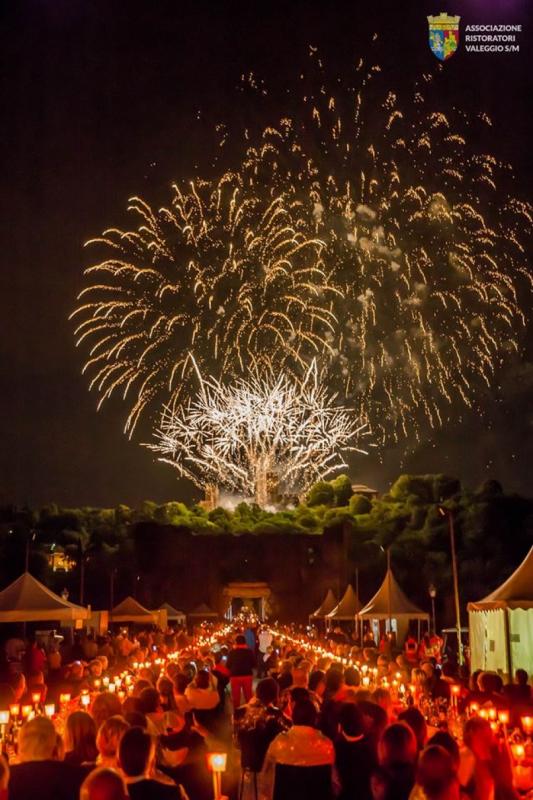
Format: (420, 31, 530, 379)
(331, 474, 353, 506)
(349, 494, 372, 515)
(306, 481, 335, 507)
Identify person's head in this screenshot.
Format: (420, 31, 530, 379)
(291, 665, 310, 688)
(118, 727, 155, 778)
(416, 745, 459, 800)
(18, 717, 59, 762)
(65, 711, 98, 762)
(427, 732, 460, 770)
(97, 715, 130, 761)
(89, 660, 103, 678)
(463, 717, 495, 762)
(195, 670, 211, 690)
(173, 673, 190, 695)
(10, 672, 26, 702)
(235, 634, 246, 646)
(308, 670, 326, 696)
(398, 707, 428, 752)
(345, 666, 360, 687)
(478, 671, 500, 694)
(255, 678, 279, 707)
(80, 767, 128, 800)
(516, 669, 529, 686)
(156, 675, 174, 698)
(292, 698, 318, 728)
(379, 722, 418, 767)
(325, 667, 343, 695)
(421, 661, 435, 679)
(138, 687, 160, 715)
(339, 702, 364, 738)
(372, 688, 392, 715)
(91, 693, 123, 730)
(357, 700, 388, 742)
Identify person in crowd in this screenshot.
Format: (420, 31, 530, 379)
(398, 708, 428, 755)
(226, 634, 256, 708)
(64, 710, 98, 767)
(235, 677, 290, 772)
(462, 717, 517, 800)
(184, 669, 220, 713)
(309, 669, 327, 702)
(335, 702, 377, 800)
(504, 669, 532, 705)
(0, 754, 8, 800)
(376, 722, 418, 800)
(80, 767, 128, 800)
(262, 698, 335, 800)
(172, 673, 192, 716)
(91, 692, 123, 730)
(96, 715, 130, 770)
(118, 726, 183, 799)
(415, 745, 462, 800)
(8, 717, 87, 800)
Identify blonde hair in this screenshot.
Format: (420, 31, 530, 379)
(97, 715, 130, 758)
(18, 717, 58, 762)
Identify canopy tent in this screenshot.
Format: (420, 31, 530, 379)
(326, 585, 362, 621)
(359, 568, 429, 643)
(155, 603, 186, 624)
(0, 572, 89, 623)
(310, 589, 337, 620)
(188, 603, 219, 619)
(468, 546, 533, 675)
(110, 597, 158, 625)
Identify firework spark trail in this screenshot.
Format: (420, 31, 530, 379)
(147, 361, 369, 505)
(72, 49, 531, 446)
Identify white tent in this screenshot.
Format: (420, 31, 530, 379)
(359, 568, 429, 643)
(0, 572, 89, 623)
(468, 546, 533, 676)
(310, 589, 337, 620)
(326, 585, 362, 621)
(111, 596, 158, 625)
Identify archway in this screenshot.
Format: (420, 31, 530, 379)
(222, 582, 271, 621)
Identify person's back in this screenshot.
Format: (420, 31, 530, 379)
(335, 703, 376, 800)
(9, 717, 86, 800)
(80, 767, 128, 800)
(119, 725, 181, 800)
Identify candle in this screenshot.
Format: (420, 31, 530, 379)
(488, 708, 497, 721)
(44, 704, 55, 717)
(108, 683, 116, 693)
(94, 679, 101, 689)
(80, 694, 91, 707)
(102, 677, 110, 687)
(59, 693, 71, 705)
(362, 676, 370, 688)
(521, 716, 533, 735)
(0, 711, 10, 726)
(31, 691, 41, 705)
(21, 705, 32, 718)
(9, 704, 20, 718)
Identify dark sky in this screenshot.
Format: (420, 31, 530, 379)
(1, 0, 531, 508)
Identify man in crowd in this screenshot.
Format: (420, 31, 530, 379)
(118, 726, 182, 799)
(227, 633, 256, 708)
(8, 716, 86, 800)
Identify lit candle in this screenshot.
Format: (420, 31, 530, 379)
(9, 704, 20, 718)
(0, 711, 10, 726)
(59, 693, 71, 705)
(80, 694, 90, 707)
(521, 716, 533, 735)
(44, 704, 55, 717)
(31, 691, 41, 706)
(94, 679, 101, 690)
(108, 682, 116, 693)
(21, 705, 32, 718)
(102, 677, 110, 688)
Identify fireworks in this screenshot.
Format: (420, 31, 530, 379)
(70, 175, 337, 436)
(72, 49, 531, 447)
(147, 361, 369, 506)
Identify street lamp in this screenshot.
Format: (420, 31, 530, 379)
(428, 584, 437, 635)
(438, 506, 463, 665)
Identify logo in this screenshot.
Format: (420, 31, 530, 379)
(427, 12, 461, 60)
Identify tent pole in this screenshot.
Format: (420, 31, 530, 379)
(504, 608, 513, 681)
(387, 548, 392, 637)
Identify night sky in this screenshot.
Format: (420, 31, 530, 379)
(1, 0, 531, 508)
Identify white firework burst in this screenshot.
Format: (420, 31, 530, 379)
(146, 360, 370, 506)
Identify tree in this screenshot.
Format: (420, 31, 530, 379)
(306, 481, 335, 507)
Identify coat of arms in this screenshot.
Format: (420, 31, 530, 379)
(427, 12, 461, 61)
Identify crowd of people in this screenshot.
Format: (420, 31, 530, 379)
(0, 616, 531, 800)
